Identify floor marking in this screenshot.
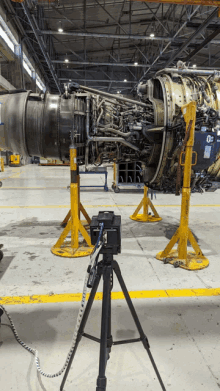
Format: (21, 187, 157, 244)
(1, 288, 220, 305)
(0, 205, 70, 209)
(1, 168, 26, 180)
(0, 204, 219, 209)
(2, 187, 66, 189)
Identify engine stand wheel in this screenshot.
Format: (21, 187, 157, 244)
(112, 184, 120, 193)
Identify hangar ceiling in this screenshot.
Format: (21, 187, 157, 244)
(2, 0, 220, 94)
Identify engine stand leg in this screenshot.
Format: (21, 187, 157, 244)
(1, 158, 4, 172)
(51, 145, 94, 258)
(130, 186, 162, 222)
(156, 101, 209, 270)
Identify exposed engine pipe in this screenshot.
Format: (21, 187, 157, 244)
(156, 68, 220, 77)
(91, 137, 140, 151)
(85, 96, 139, 151)
(78, 85, 148, 108)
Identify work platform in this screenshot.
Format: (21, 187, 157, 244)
(0, 164, 220, 391)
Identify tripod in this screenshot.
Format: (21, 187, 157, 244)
(60, 252, 166, 391)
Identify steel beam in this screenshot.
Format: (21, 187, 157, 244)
(185, 25, 220, 61)
(43, 1, 132, 11)
(21, 3, 61, 93)
(2, 0, 50, 89)
(50, 4, 136, 82)
(51, 35, 220, 47)
(139, 5, 200, 81)
(134, 0, 220, 5)
(186, 22, 220, 29)
(94, 0, 149, 63)
(0, 75, 14, 91)
(144, 2, 169, 35)
(165, 7, 219, 67)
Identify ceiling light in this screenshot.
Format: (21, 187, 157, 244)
(150, 33, 155, 38)
(58, 28, 63, 32)
(192, 64, 197, 68)
(65, 59, 69, 63)
(117, 91, 120, 94)
(124, 79, 127, 82)
(69, 79, 71, 82)
(134, 62, 138, 66)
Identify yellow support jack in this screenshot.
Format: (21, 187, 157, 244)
(156, 101, 209, 270)
(130, 186, 162, 222)
(51, 145, 94, 258)
(1, 158, 4, 172)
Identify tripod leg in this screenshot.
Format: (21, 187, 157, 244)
(0, 308, 3, 324)
(60, 269, 102, 391)
(113, 261, 167, 391)
(106, 270, 113, 361)
(96, 265, 112, 391)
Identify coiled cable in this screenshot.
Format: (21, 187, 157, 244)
(0, 222, 104, 378)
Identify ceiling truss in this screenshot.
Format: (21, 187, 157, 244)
(2, 0, 220, 94)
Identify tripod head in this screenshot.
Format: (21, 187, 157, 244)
(87, 212, 121, 288)
(90, 211, 121, 256)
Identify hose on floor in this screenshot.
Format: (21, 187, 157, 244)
(0, 222, 104, 378)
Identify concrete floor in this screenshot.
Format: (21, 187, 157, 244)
(0, 164, 220, 391)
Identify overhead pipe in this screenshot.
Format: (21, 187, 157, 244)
(33, 29, 171, 42)
(59, 78, 137, 83)
(33, 30, 220, 46)
(52, 60, 148, 68)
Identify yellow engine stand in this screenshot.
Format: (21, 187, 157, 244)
(1, 158, 4, 172)
(156, 101, 209, 270)
(130, 186, 162, 222)
(51, 145, 94, 258)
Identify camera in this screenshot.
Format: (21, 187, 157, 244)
(90, 211, 121, 255)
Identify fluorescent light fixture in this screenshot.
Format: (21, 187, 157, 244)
(0, 26, 14, 52)
(150, 33, 155, 38)
(134, 62, 138, 66)
(58, 28, 63, 32)
(36, 79, 42, 90)
(36, 74, 46, 92)
(0, 15, 16, 53)
(23, 60, 32, 77)
(124, 79, 127, 82)
(65, 58, 69, 63)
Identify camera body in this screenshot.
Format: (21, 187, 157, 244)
(90, 211, 121, 255)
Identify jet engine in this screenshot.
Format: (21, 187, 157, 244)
(1, 66, 220, 193)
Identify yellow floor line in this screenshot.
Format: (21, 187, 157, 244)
(1, 288, 220, 305)
(0, 204, 219, 209)
(2, 187, 66, 189)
